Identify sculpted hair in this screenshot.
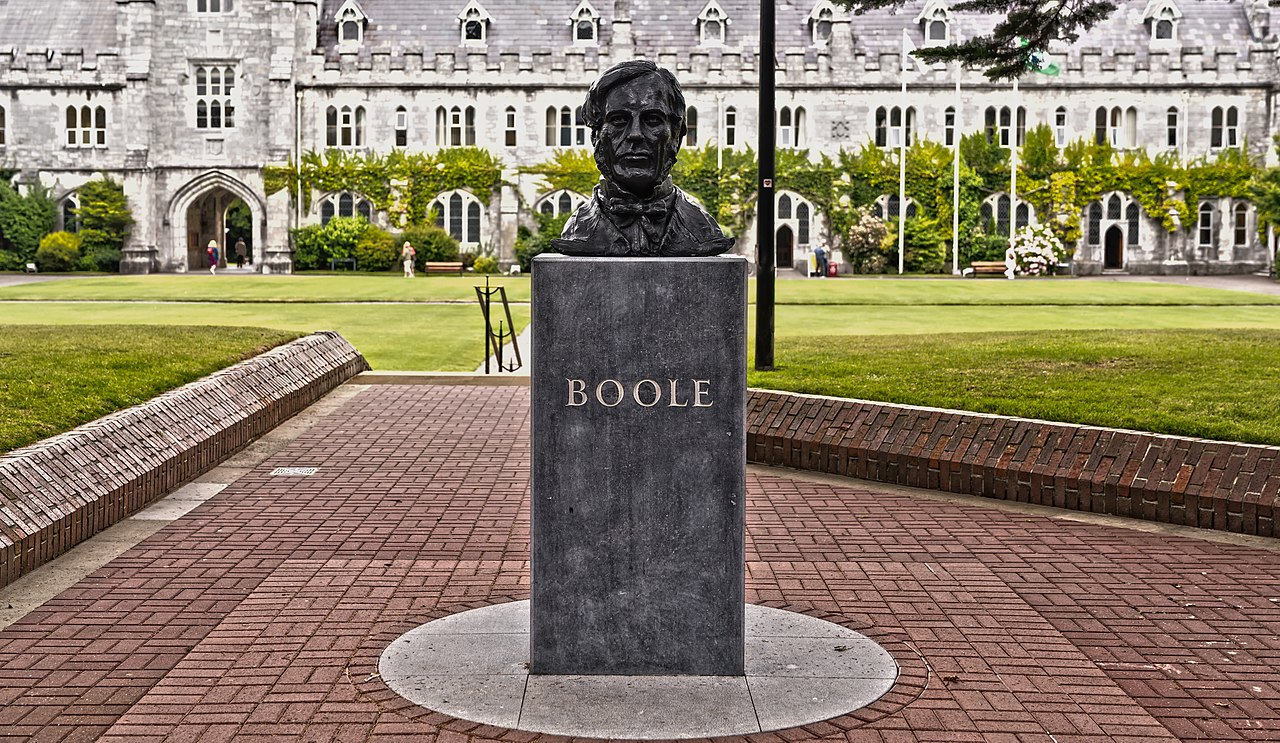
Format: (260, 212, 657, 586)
(584, 60, 687, 184)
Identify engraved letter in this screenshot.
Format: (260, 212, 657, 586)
(668, 378, 689, 407)
(693, 379, 713, 407)
(567, 379, 587, 407)
(633, 379, 661, 407)
(596, 379, 624, 408)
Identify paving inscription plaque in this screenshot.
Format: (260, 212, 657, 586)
(530, 60, 746, 676)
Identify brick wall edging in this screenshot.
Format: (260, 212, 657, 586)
(747, 389, 1280, 538)
(0, 331, 371, 588)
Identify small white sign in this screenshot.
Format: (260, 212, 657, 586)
(270, 467, 318, 476)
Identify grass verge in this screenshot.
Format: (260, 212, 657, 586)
(749, 329, 1280, 445)
(0, 274, 532, 303)
(3, 274, 1277, 306)
(0, 302, 527, 370)
(0, 325, 300, 453)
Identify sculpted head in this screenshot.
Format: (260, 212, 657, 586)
(582, 60, 687, 199)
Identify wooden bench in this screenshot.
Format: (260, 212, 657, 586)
(423, 261, 464, 275)
(966, 261, 1009, 277)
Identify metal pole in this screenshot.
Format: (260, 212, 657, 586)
(898, 77, 907, 275)
(754, 0, 776, 371)
(951, 61, 961, 275)
(1009, 77, 1019, 246)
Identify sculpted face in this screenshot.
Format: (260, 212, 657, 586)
(598, 76, 677, 198)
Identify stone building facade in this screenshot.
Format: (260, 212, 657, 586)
(0, 0, 1277, 275)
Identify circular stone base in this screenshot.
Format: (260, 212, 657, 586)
(379, 601, 898, 739)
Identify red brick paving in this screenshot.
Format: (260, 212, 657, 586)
(2, 384, 1280, 741)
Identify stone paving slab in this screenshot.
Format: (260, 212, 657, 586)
(0, 384, 1278, 741)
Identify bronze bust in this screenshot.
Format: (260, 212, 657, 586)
(552, 60, 735, 258)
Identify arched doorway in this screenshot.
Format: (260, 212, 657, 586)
(167, 172, 264, 272)
(185, 190, 247, 269)
(775, 225, 794, 269)
(1104, 225, 1124, 270)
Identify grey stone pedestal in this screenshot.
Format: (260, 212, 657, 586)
(530, 254, 747, 676)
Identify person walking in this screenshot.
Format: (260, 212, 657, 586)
(401, 241, 416, 278)
(206, 240, 219, 275)
(234, 237, 247, 269)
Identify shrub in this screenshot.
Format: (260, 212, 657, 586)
(290, 224, 327, 270)
(841, 207, 889, 274)
(961, 227, 1009, 264)
(397, 224, 459, 264)
(74, 178, 132, 273)
(1010, 223, 1067, 276)
(289, 217, 374, 270)
(902, 217, 948, 274)
(322, 217, 368, 263)
(355, 225, 397, 271)
(472, 255, 499, 274)
(35, 231, 80, 272)
(76, 229, 121, 272)
(514, 212, 568, 273)
(0, 183, 57, 267)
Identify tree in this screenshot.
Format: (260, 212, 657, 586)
(75, 177, 134, 272)
(833, 0, 1119, 79)
(0, 182, 57, 270)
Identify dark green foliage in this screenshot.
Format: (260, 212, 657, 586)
(962, 229, 1010, 263)
(397, 224, 459, 264)
(73, 178, 133, 273)
(75, 229, 121, 272)
(355, 225, 397, 271)
(514, 212, 568, 273)
(35, 231, 80, 272)
(1020, 125, 1059, 181)
(0, 183, 57, 268)
(289, 217, 374, 269)
(902, 217, 948, 273)
(959, 132, 1009, 187)
(832, 0, 1120, 80)
(289, 224, 327, 271)
(225, 200, 252, 251)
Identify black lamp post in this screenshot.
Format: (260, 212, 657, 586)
(754, 0, 776, 371)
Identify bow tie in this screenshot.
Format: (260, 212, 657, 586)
(607, 198, 670, 229)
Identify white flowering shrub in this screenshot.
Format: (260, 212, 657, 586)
(1009, 224, 1067, 276)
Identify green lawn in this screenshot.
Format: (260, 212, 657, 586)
(0, 302, 522, 371)
(768, 277, 1280, 306)
(0, 325, 300, 453)
(768, 304, 1280, 336)
(748, 329, 1280, 445)
(3, 273, 1277, 306)
(6, 274, 1280, 446)
(0, 274, 531, 303)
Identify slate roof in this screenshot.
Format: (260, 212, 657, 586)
(0, 0, 117, 51)
(316, 0, 1266, 67)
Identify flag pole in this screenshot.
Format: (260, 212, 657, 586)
(951, 57, 961, 275)
(1009, 76, 1019, 246)
(898, 31, 909, 275)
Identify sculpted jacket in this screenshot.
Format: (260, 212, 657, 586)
(552, 179, 735, 257)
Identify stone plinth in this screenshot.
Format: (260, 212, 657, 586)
(530, 254, 747, 676)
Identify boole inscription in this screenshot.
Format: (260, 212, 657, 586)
(567, 378, 712, 408)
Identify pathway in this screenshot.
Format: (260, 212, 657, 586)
(0, 384, 1279, 741)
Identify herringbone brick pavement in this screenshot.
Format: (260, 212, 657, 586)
(1, 385, 1278, 742)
